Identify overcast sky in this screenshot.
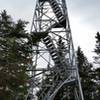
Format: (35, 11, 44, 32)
(0, 0, 100, 62)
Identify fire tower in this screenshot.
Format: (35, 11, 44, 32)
(27, 0, 84, 100)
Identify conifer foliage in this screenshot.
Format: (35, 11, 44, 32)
(94, 32, 100, 65)
(93, 32, 100, 99)
(0, 10, 32, 100)
(77, 47, 96, 100)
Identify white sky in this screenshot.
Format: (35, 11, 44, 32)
(0, 0, 100, 62)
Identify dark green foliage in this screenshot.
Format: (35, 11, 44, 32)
(93, 32, 100, 99)
(77, 47, 97, 100)
(10, 19, 28, 38)
(0, 10, 32, 100)
(94, 32, 100, 65)
(0, 10, 13, 34)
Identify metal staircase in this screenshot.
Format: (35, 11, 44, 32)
(48, 0, 66, 28)
(43, 35, 61, 66)
(27, 0, 84, 100)
(49, 0, 65, 23)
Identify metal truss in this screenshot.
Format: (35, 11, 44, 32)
(27, 0, 84, 100)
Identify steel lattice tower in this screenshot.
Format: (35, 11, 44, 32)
(27, 0, 84, 100)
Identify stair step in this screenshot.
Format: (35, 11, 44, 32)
(58, 16, 64, 21)
(57, 14, 63, 19)
(50, 49, 56, 54)
(51, 2, 57, 6)
(54, 7, 60, 12)
(43, 39, 49, 42)
(55, 10, 62, 16)
(43, 36, 49, 39)
(52, 55, 58, 59)
(50, 0, 55, 3)
(51, 52, 57, 57)
(47, 43, 53, 47)
(52, 3, 57, 7)
(47, 43, 55, 48)
(44, 40, 51, 44)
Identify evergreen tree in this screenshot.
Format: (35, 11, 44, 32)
(77, 47, 96, 100)
(93, 32, 100, 99)
(94, 32, 100, 65)
(0, 10, 32, 100)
